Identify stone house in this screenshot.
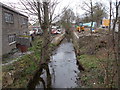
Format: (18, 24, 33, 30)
(0, 2, 29, 55)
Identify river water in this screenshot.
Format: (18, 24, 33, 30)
(35, 40, 81, 88)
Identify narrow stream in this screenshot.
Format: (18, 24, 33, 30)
(33, 39, 81, 88)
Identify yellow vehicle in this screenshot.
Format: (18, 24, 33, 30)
(81, 26, 84, 31)
(76, 26, 80, 32)
(79, 22, 84, 32)
(102, 19, 110, 28)
(76, 22, 85, 32)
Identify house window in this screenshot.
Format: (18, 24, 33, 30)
(8, 34, 16, 45)
(21, 18, 28, 25)
(4, 12, 14, 23)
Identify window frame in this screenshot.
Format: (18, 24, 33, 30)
(8, 34, 16, 45)
(4, 12, 14, 23)
(21, 17, 28, 25)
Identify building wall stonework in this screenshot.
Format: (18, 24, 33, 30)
(2, 4, 28, 55)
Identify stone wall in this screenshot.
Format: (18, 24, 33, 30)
(51, 33, 65, 45)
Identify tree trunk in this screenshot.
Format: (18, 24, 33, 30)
(37, 2, 42, 27)
(109, 1, 112, 32)
(118, 16, 120, 90)
(90, 0, 93, 34)
(41, 2, 50, 64)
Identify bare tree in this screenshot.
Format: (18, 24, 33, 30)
(60, 8, 75, 41)
(116, 1, 120, 90)
(80, 0, 94, 33)
(112, 0, 120, 32)
(19, 0, 55, 64)
(19, 0, 71, 65)
(90, 0, 93, 34)
(117, 1, 120, 89)
(109, 1, 112, 32)
(107, 0, 120, 88)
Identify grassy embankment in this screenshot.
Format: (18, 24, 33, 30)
(2, 36, 56, 88)
(77, 31, 118, 88)
(2, 33, 63, 88)
(2, 36, 42, 88)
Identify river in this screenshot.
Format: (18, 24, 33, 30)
(29, 39, 81, 89)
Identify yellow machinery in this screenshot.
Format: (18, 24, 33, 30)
(102, 19, 110, 28)
(76, 22, 84, 32)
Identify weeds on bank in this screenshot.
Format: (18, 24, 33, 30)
(77, 35, 118, 88)
(2, 36, 42, 88)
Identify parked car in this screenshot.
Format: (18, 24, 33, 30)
(51, 29, 58, 34)
(36, 28, 43, 35)
(56, 29, 61, 34)
(51, 28, 62, 34)
(33, 27, 43, 35)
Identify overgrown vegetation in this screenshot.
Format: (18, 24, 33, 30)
(2, 49, 19, 64)
(2, 36, 42, 88)
(76, 33, 118, 88)
(2, 35, 60, 88)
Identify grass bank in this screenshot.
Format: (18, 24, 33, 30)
(2, 34, 65, 88)
(74, 33, 118, 88)
(77, 54, 105, 88)
(2, 36, 42, 88)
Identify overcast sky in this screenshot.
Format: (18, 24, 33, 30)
(0, 0, 119, 23)
(0, 0, 110, 15)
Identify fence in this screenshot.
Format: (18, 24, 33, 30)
(16, 35, 32, 47)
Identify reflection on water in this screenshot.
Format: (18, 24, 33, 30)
(35, 40, 81, 88)
(35, 64, 52, 89)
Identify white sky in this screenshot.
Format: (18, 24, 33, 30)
(0, 0, 110, 15)
(0, 0, 119, 23)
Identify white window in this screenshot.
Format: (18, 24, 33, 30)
(4, 12, 14, 23)
(21, 18, 28, 25)
(8, 34, 16, 45)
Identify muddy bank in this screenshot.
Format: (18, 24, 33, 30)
(72, 31, 85, 71)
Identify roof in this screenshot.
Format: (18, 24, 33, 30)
(0, 2, 28, 18)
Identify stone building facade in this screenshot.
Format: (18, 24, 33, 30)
(0, 2, 29, 55)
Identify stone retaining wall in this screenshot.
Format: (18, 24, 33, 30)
(51, 33, 65, 45)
